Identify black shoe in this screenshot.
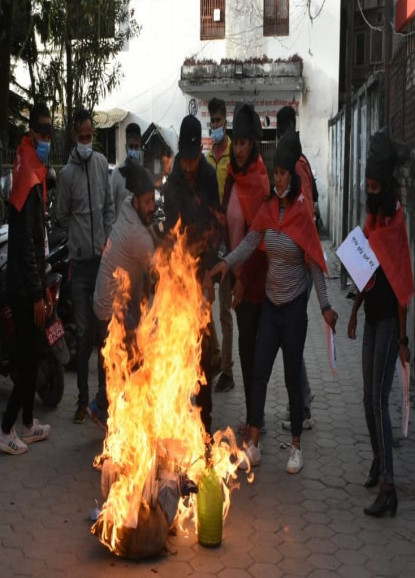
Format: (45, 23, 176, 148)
(74, 402, 87, 424)
(364, 458, 380, 488)
(364, 484, 397, 517)
(214, 373, 235, 392)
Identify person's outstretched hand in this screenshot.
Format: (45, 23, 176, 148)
(209, 260, 229, 283)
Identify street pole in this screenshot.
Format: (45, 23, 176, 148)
(341, 0, 355, 290)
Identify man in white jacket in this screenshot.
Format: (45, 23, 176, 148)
(88, 161, 156, 429)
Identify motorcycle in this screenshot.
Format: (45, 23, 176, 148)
(0, 223, 69, 408)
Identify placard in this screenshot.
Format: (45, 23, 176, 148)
(336, 226, 379, 291)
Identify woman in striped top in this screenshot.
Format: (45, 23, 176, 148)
(210, 127, 338, 474)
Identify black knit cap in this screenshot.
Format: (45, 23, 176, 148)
(274, 126, 302, 173)
(125, 122, 141, 139)
(179, 115, 202, 159)
(232, 102, 262, 140)
(125, 159, 154, 196)
(365, 131, 396, 182)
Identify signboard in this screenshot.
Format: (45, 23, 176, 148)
(336, 226, 379, 291)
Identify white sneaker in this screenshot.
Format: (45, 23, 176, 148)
(286, 445, 303, 474)
(0, 426, 28, 455)
(238, 441, 262, 470)
(22, 419, 51, 444)
(282, 417, 315, 431)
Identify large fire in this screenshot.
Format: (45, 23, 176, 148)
(91, 223, 250, 557)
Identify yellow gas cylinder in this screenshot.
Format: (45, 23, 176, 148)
(197, 467, 223, 547)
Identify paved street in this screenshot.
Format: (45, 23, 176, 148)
(1, 239, 415, 578)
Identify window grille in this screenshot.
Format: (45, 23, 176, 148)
(263, 0, 289, 36)
(200, 0, 225, 40)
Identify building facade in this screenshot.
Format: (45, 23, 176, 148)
(99, 0, 341, 225)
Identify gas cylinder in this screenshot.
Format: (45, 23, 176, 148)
(197, 467, 223, 547)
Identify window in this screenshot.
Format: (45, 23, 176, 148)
(356, 31, 366, 66)
(370, 29, 383, 63)
(263, 0, 289, 36)
(200, 0, 225, 40)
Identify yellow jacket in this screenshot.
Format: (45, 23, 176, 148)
(206, 135, 232, 203)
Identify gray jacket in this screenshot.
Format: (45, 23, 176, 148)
(110, 162, 129, 217)
(58, 148, 115, 261)
(93, 194, 155, 321)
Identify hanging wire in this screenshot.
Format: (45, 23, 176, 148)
(308, 0, 327, 21)
(356, 0, 384, 32)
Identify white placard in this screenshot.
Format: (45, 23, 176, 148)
(323, 322, 337, 380)
(396, 360, 410, 438)
(336, 226, 379, 291)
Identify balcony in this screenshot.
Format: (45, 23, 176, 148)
(179, 58, 304, 99)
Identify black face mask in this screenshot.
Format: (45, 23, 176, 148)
(367, 193, 382, 214)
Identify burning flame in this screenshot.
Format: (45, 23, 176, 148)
(91, 223, 250, 556)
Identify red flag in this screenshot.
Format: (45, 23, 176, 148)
(364, 203, 414, 307)
(9, 135, 47, 212)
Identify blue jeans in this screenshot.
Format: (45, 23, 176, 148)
(362, 317, 399, 485)
(71, 259, 101, 405)
(250, 293, 308, 437)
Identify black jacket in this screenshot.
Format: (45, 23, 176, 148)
(7, 183, 46, 302)
(163, 154, 221, 273)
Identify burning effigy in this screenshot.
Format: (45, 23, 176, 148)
(91, 223, 249, 559)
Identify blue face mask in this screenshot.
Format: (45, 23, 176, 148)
(36, 140, 50, 163)
(211, 126, 225, 144)
(127, 148, 141, 160)
(77, 142, 93, 160)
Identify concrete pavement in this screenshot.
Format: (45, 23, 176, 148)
(1, 239, 415, 578)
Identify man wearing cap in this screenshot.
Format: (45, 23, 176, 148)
(58, 108, 115, 424)
(163, 114, 221, 435)
(111, 122, 143, 216)
(0, 102, 53, 455)
(88, 160, 156, 428)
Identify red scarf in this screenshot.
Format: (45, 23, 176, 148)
(364, 203, 414, 307)
(227, 156, 270, 225)
(9, 135, 47, 212)
(250, 190, 328, 273)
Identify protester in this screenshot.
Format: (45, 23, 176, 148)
(111, 122, 143, 216)
(347, 131, 413, 517)
(219, 103, 269, 429)
(88, 161, 156, 429)
(206, 98, 235, 393)
(58, 109, 115, 424)
(276, 105, 317, 431)
(0, 102, 52, 455)
(163, 115, 221, 435)
(210, 127, 337, 474)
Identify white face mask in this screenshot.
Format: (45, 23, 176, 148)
(274, 185, 290, 199)
(77, 142, 93, 160)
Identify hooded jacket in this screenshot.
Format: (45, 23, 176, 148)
(163, 154, 221, 274)
(58, 148, 115, 261)
(7, 136, 46, 302)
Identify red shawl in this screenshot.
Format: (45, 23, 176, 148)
(227, 155, 270, 226)
(250, 189, 328, 273)
(364, 203, 414, 307)
(9, 135, 47, 212)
